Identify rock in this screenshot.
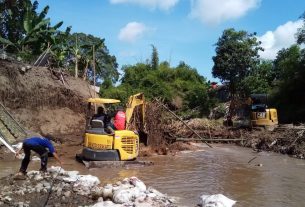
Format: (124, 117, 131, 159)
(17, 202, 24, 207)
(199, 194, 236, 207)
(147, 187, 164, 198)
(4, 196, 12, 202)
(113, 187, 140, 204)
(64, 191, 71, 198)
(0, 167, 175, 207)
(43, 182, 51, 189)
(92, 186, 104, 200)
(134, 193, 147, 203)
(147, 192, 157, 198)
(34, 174, 44, 181)
(19, 67, 26, 73)
(129, 177, 146, 192)
(102, 184, 113, 199)
(92, 200, 122, 207)
(56, 188, 62, 197)
(115, 181, 122, 186)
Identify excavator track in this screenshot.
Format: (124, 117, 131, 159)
(0, 103, 27, 144)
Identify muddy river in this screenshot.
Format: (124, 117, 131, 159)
(1, 145, 305, 207)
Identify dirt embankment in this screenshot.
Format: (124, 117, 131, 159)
(0, 59, 95, 141)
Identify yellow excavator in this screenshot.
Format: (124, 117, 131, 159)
(79, 93, 145, 161)
(250, 94, 278, 128)
(228, 94, 278, 129)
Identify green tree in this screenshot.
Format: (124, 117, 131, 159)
(103, 48, 214, 117)
(66, 33, 119, 82)
(0, 0, 29, 49)
(297, 12, 305, 45)
(240, 60, 274, 95)
(212, 28, 263, 95)
(271, 45, 305, 122)
(150, 44, 159, 70)
(0, 0, 63, 60)
(273, 45, 301, 81)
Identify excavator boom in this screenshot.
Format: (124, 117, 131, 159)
(125, 93, 145, 130)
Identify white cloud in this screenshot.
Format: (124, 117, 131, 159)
(110, 0, 179, 11)
(258, 20, 303, 60)
(190, 0, 261, 25)
(118, 22, 149, 43)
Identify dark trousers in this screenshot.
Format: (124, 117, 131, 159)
(19, 143, 49, 173)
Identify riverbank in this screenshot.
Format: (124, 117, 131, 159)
(0, 167, 176, 207)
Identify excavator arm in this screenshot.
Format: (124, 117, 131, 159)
(125, 93, 145, 130)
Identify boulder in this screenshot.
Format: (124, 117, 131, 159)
(199, 194, 236, 207)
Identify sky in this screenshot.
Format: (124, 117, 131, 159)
(38, 0, 305, 82)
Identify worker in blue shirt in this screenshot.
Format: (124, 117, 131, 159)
(15, 137, 62, 176)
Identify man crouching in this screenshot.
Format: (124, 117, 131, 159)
(15, 136, 62, 178)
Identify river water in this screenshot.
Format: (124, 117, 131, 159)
(1, 144, 305, 207)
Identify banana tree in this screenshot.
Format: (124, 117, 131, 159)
(0, 1, 63, 59)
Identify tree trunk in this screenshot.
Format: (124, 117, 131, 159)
(83, 61, 89, 80)
(75, 57, 78, 78)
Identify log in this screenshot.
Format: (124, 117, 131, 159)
(176, 137, 245, 142)
(154, 99, 213, 148)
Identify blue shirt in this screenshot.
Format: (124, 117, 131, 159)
(23, 137, 55, 153)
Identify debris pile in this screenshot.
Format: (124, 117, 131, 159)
(241, 127, 305, 159)
(0, 166, 176, 207)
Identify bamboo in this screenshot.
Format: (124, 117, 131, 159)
(155, 99, 213, 148)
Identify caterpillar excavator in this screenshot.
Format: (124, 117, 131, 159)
(249, 94, 278, 129)
(229, 94, 278, 130)
(77, 93, 145, 162)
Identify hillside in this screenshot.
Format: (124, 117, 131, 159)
(0, 59, 95, 142)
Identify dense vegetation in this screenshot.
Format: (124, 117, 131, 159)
(0, 0, 119, 84)
(1, 1, 305, 122)
(101, 46, 215, 117)
(212, 13, 305, 123)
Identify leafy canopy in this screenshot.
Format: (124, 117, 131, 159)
(101, 47, 215, 117)
(212, 28, 263, 95)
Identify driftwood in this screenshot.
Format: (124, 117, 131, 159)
(154, 98, 213, 148)
(49, 68, 69, 86)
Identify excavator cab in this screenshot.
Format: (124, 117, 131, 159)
(79, 93, 145, 161)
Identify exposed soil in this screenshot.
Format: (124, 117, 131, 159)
(0, 59, 94, 140)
